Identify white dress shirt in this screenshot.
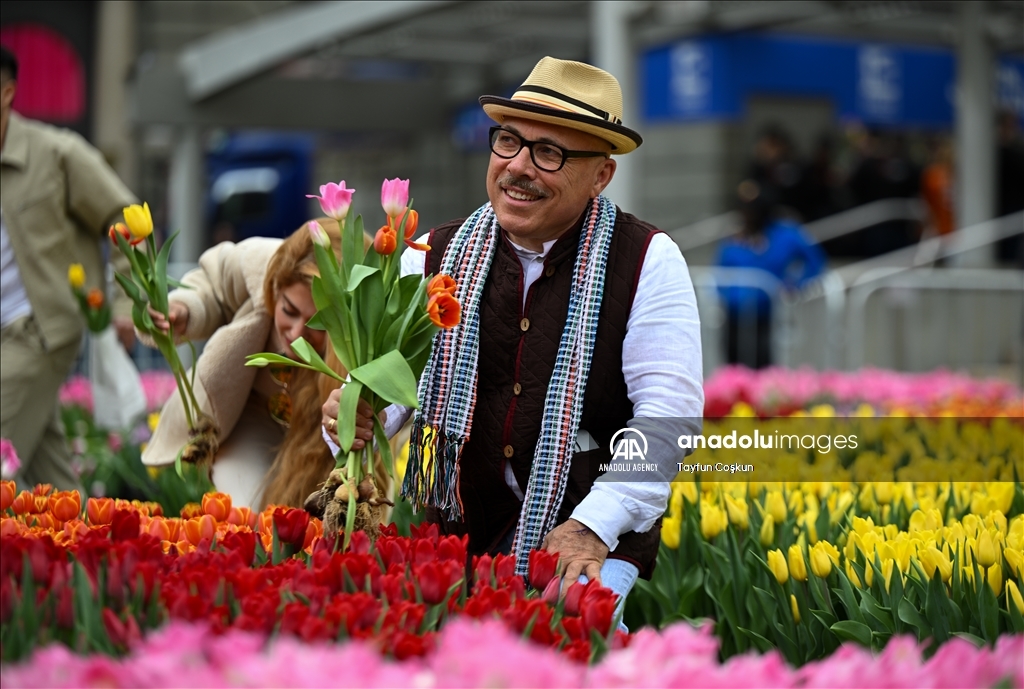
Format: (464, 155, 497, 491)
(0, 210, 33, 329)
(382, 227, 705, 551)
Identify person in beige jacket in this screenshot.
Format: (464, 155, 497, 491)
(142, 219, 372, 508)
(1, 46, 136, 492)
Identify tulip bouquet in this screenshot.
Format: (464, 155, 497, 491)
(246, 179, 461, 548)
(107, 204, 215, 469)
(67, 263, 111, 334)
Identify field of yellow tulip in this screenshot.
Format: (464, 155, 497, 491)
(625, 408, 1024, 665)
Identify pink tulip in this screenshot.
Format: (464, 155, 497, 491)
(381, 178, 410, 219)
(308, 220, 331, 248)
(0, 438, 20, 479)
(307, 181, 354, 221)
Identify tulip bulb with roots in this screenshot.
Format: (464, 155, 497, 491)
(304, 467, 393, 545)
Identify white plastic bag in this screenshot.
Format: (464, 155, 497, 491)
(88, 327, 147, 430)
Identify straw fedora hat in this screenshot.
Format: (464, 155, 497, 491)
(479, 57, 643, 154)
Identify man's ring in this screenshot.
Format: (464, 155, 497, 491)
(326, 418, 336, 432)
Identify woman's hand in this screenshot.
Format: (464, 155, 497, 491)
(149, 302, 189, 338)
(323, 387, 386, 450)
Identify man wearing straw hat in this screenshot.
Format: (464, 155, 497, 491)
(327, 57, 704, 613)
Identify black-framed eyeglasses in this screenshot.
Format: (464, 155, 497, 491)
(488, 126, 609, 172)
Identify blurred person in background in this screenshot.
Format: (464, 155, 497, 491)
(920, 136, 955, 240)
(747, 125, 805, 220)
(847, 130, 921, 256)
(141, 220, 368, 509)
(0, 45, 136, 492)
(996, 110, 1024, 267)
(717, 180, 826, 369)
(796, 135, 840, 222)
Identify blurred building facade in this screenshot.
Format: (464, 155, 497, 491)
(4, 0, 1022, 379)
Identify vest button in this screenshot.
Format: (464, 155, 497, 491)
(503, 445, 514, 458)
(520, 318, 530, 331)
(545, 265, 555, 277)
(513, 383, 522, 395)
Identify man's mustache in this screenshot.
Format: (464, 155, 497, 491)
(498, 174, 548, 198)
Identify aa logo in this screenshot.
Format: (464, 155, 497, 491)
(609, 428, 648, 462)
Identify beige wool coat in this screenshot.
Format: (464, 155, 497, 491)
(142, 237, 283, 466)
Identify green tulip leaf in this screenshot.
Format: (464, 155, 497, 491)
(337, 380, 363, 453)
(349, 350, 420, 408)
(348, 264, 380, 292)
(830, 620, 872, 647)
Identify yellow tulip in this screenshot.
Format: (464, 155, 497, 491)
(123, 202, 154, 240)
(724, 494, 749, 530)
(788, 544, 808, 582)
(760, 514, 775, 547)
(919, 546, 953, 583)
(700, 502, 728, 541)
(662, 515, 681, 549)
(881, 559, 896, 593)
(810, 542, 832, 578)
(790, 594, 801, 624)
(873, 482, 894, 504)
(987, 564, 1002, 597)
(976, 530, 997, 568)
(677, 481, 698, 505)
(1008, 580, 1024, 614)
(764, 491, 787, 523)
(1004, 547, 1024, 578)
(767, 548, 789, 585)
(846, 560, 862, 588)
(67, 263, 85, 289)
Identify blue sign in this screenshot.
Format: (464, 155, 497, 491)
(643, 33, 965, 128)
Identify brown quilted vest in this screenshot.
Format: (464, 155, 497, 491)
(424, 206, 663, 578)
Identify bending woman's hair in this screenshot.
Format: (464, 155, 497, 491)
(260, 222, 390, 508)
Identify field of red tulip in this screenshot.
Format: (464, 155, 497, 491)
(2, 366, 1022, 687)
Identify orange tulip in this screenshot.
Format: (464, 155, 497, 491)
(1, 480, 15, 512)
(86, 288, 105, 309)
(11, 490, 34, 515)
(146, 516, 171, 541)
(31, 512, 56, 531)
(427, 291, 461, 329)
(374, 225, 397, 255)
(63, 519, 89, 541)
(180, 502, 203, 519)
(393, 208, 419, 238)
(1, 517, 23, 537)
(49, 491, 81, 523)
(183, 514, 216, 546)
(201, 492, 232, 522)
(32, 484, 53, 497)
(427, 274, 457, 297)
(228, 506, 255, 528)
(87, 497, 116, 525)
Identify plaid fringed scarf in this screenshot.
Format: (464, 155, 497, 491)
(402, 195, 617, 576)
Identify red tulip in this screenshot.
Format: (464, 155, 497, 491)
(528, 549, 558, 591)
(426, 292, 461, 329)
(272, 507, 310, 548)
(563, 581, 586, 616)
(437, 535, 467, 565)
(108, 222, 143, 247)
(373, 225, 397, 255)
(580, 590, 617, 637)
